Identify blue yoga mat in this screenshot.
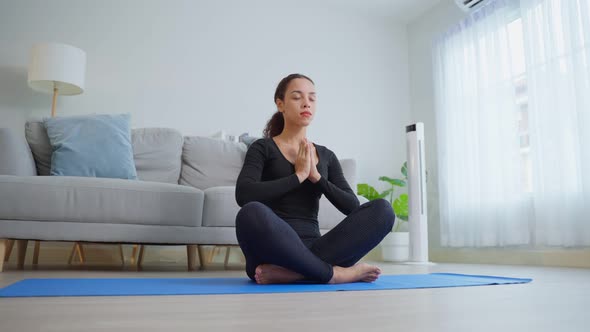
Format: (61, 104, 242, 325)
(0, 273, 531, 298)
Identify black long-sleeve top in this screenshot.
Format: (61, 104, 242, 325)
(235, 138, 360, 233)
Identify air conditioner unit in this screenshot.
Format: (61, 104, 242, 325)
(455, 0, 487, 12)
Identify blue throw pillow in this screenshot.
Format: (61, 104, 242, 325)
(44, 113, 137, 179)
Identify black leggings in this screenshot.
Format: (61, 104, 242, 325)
(235, 199, 395, 283)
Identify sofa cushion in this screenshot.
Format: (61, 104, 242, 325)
(0, 128, 37, 176)
(318, 195, 369, 230)
(132, 128, 183, 184)
(25, 119, 52, 176)
(201, 186, 241, 227)
(0, 175, 204, 227)
(239, 134, 260, 148)
(43, 113, 137, 179)
(338, 158, 357, 192)
(25, 120, 183, 183)
(180, 136, 247, 190)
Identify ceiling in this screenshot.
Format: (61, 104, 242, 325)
(316, 0, 443, 23)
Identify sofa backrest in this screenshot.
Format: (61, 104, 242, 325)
(178, 136, 358, 191)
(24, 119, 183, 183)
(0, 128, 37, 176)
(23, 120, 357, 192)
(131, 128, 184, 184)
(338, 158, 357, 193)
(180, 136, 247, 190)
(25, 120, 52, 176)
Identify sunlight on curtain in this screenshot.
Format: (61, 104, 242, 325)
(434, 0, 590, 247)
(433, 0, 532, 247)
(521, 0, 590, 246)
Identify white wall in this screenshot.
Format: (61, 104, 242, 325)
(407, 0, 465, 248)
(0, 0, 411, 186)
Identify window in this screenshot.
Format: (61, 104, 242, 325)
(507, 17, 532, 192)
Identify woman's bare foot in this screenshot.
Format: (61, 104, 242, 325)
(254, 264, 305, 284)
(329, 263, 382, 284)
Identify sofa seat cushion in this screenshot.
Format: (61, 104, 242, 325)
(0, 175, 203, 227)
(199, 186, 369, 229)
(202, 186, 240, 227)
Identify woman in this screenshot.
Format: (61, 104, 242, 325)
(235, 73, 394, 284)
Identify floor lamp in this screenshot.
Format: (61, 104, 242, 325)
(24, 42, 86, 267)
(28, 42, 86, 117)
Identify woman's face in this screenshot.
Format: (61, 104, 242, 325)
(277, 78, 316, 128)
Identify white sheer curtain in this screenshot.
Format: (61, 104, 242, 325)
(434, 0, 531, 247)
(521, 0, 590, 246)
(434, 0, 590, 247)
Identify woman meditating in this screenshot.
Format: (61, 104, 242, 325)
(235, 73, 395, 284)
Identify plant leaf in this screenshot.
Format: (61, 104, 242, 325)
(393, 193, 409, 220)
(401, 162, 407, 178)
(378, 188, 393, 200)
(393, 179, 406, 187)
(378, 176, 406, 187)
(357, 184, 381, 201)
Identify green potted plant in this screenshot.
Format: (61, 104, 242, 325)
(357, 162, 409, 262)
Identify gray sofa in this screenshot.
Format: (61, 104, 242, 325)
(0, 120, 362, 272)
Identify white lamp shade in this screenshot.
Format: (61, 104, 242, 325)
(28, 42, 86, 95)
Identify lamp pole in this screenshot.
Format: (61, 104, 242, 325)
(51, 86, 58, 117)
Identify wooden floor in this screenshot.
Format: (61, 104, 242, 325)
(0, 261, 588, 332)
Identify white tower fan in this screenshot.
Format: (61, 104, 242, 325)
(405, 123, 434, 265)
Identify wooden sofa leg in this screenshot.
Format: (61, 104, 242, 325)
(238, 247, 245, 264)
(0, 239, 7, 272)
(130, 245, 139, 265)
(207, 246, 221, 266)
(16, 240, 28, 269)
(68, 244, 76, 264)
(77, 243, 86, 263)
(137, 245, 145, 270)
(32, 241, 41, 266)
(4, 239, 14, 262)
(224, 246, 231, 269)
(187, 245, 197, 271)
(197, 245, 206, 270)
(119, 245, 125, 266)
(68, 242, 86, 265)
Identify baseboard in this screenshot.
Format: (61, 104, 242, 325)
(14, 241, 583, 270)
(430, 247, 590, 268)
